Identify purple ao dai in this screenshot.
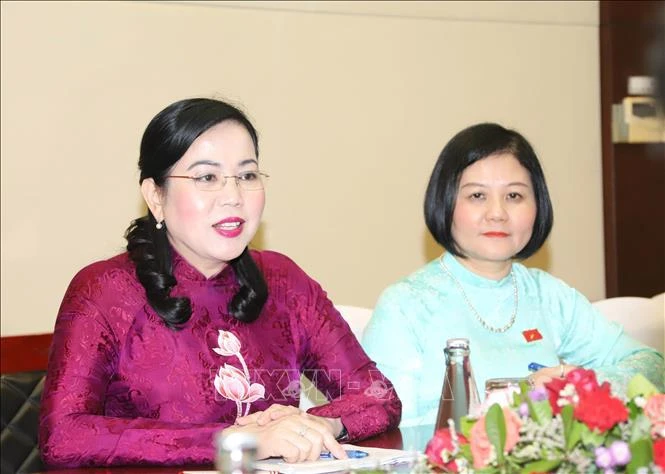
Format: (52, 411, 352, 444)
(39, 250, 401, 468)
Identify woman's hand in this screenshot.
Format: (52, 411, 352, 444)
(235, 404, 302, 426)
(226, 411, 347, 463)
(528, 363, 578, 388)
(236, 404, 345, 439)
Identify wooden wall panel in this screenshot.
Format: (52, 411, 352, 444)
(600, 0, 665, 297)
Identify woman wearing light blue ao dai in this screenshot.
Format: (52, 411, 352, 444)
(362, 123, 664, 428)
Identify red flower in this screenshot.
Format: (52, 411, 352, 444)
(654, 438, 665, 469)
(544, 368, 611, 415)
(566, 368, 611, 396)
(425, 428, 468, 472)
(574, 389, 628, 432)
(544, 377, 568, 415)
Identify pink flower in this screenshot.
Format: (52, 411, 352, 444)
(213, 330, 242, 356)
(214, 364, 265, 403)
(470, 407, 521, 469)
(644, 394, 665, 438)
(425, 428, 468, 472)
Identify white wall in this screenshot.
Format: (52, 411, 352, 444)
(1, 1, 603, 335)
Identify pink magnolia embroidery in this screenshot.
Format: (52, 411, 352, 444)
(213, 330, 242, 356)
(212, 330, 264, 418)
(214, 364, 265, 418)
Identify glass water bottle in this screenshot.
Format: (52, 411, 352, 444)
(215, 431, 258, 474)
(434, 338, 481, 431)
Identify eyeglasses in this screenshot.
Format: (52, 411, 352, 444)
(165, 170, 269, 192)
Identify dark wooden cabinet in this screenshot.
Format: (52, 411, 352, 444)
(600, 1, 665, 297)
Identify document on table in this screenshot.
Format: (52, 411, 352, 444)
(180, 444, 416, 474)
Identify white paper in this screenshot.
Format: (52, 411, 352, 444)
(253, 444, 414, 474)
(179, 444, 414, 474)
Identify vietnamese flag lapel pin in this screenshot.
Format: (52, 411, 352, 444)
(522, 328, 543, 342)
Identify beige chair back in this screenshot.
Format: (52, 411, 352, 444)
(592, 294, 664, 353)
(299, 305, 373, 410)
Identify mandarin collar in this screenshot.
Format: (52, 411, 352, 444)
(171, 250, 235, 284)
(441, 252, 513, 289)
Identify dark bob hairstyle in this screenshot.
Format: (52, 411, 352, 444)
(424, 122, 553, 260)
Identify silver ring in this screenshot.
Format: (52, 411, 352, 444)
(298, 425, 308, 437)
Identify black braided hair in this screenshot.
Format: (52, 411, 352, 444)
(228, 247, 268, 323)
(125, 98, 268, 328)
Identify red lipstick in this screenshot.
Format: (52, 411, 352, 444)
(213, 217, 245, 238)
(483, 231, 509, 238)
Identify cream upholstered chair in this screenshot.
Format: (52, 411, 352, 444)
(653, 292, 664, 313)
(298, 305, 373, 410)
(333, 305, 373, 341)
(652, 292, 665, 351)
(591, 295, 664, 353)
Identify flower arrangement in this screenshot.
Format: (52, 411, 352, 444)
(425, 369, 664, 473)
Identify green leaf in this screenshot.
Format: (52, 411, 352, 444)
(567, 423, 583, 451)
(485, 404, 507, 463)
(627, 399, 640, 418)
(630, 414, 652, 443)
(528, 399, 552, 426)
(474, 468, 498, 474)
(579, 424, 606, 447)
(627, 373, 659, 399)
(460, 416, 477, 440)
(519, 459, 562, 474)
(561, 405, 573, 446)
(605, 424, 623, 444)
(512, 390, 522, 407)
(459, 443, 472, 460)
(626, 438, 653, 474)
(560, 405, 583, 451)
